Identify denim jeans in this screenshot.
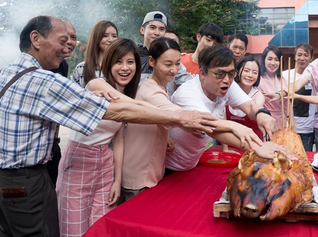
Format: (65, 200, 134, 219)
(300, 132, 314, 152)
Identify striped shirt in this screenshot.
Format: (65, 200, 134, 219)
(0, 53, 109, 169)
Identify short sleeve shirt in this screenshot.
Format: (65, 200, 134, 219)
(165, 77, 251, 171)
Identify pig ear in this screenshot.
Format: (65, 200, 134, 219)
(272, 151, 292, 171)
(277, 152, 292, 170)
(238, 150, 255, 169)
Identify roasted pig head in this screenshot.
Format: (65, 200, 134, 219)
(227, 128, 313, 220)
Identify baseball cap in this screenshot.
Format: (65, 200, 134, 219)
(142, 11, 167, 26)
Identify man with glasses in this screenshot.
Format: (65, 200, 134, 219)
(165, 45, 286, 174)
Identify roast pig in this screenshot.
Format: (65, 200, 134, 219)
(227, 128, 313, 220)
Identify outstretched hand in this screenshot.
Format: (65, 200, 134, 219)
(263, 92, 281, 102)
(256, 113, 276, 140)
(91, 90, 120, 101)
(232, 123, 263, 148)
(253, 142, 297, 160)
(178, 110, 218, 134)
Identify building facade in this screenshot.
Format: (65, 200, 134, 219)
(241, 0, 317, 68)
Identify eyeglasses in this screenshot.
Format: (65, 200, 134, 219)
(209, 69, 237, 79)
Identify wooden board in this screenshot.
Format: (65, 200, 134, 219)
(213, 202, 318, 223)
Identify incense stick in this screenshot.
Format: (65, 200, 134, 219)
(290, 61, 297, 129)
(286, 57, 291, 128)
(280, 56, 284, 128)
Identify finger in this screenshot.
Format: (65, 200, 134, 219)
(240, 137, 246, 148)
(252, 134, 263, 146)
(197, 122, 217, 134)
(101, 93, 112, 101)
(280, 147, 297, 160)
(266, 130, 273, 140)
(109, 193, 120, 206)
(92, 91, 102, 97)
(200, 113, 218, 121)
(108, 91, 120, 100)
(107, 191, 115, 204)
(191, 130, 208, 137)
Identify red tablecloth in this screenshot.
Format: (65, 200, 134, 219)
(84, 151, 318, 237)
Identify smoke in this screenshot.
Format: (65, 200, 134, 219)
(0, 0, 170, 69)
(0, 0, 114, 69)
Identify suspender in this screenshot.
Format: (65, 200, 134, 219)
(0, 67, 38, 99)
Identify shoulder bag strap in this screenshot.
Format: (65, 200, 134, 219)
(0, 66, 38, 99)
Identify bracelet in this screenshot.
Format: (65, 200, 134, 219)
(275, 92, 281, 99)
(255, 108, 271, 118)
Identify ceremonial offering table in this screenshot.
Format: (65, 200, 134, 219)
(84, 150, 318, 237)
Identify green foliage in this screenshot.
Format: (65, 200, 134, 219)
(66, 42, 86, 77)
(101, 0, 260, 51)
(0, 0, 260, 71)
(168, 0, 260, 51)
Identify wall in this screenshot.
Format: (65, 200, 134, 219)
(247, 0, 308, 55)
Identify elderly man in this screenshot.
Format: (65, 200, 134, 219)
(228, 32, 248, 62)
(0, 15, 217, 237)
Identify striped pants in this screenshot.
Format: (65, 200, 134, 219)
(56, 139, 115, 237)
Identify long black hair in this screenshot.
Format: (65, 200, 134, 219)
(260, 45, 282, 78)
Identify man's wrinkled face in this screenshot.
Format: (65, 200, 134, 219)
(64, 21, 77, 58)
(295, 47, 312, 72)
(229, 39, 246, 62)
(37, 18, 68, 69)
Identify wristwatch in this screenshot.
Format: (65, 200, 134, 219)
(255, 108, 271, 118)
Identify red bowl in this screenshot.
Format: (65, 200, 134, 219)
(199, 150, 242, 168)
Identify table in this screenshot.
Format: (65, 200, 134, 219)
(84, 151, 318, 237)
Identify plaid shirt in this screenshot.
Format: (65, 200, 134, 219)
(0, 53, 109, 168)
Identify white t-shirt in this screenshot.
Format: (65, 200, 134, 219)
(165, 76, 251, 171)
(282, 69, 315, 134)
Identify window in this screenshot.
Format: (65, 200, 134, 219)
(239, 8, 295, 36)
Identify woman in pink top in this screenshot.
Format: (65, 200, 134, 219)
(258, 45, 287, 130)
(121, 37, 183, 201)
(56, 38, 141, 237)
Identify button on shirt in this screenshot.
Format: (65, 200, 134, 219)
(0, 53, 109, 169)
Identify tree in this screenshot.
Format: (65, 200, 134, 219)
(168, 0, 260, 51)
(100, 0, 260, 51)
(0, 0, 260, 70)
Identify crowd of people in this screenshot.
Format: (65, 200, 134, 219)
(0, 9, 316, 237)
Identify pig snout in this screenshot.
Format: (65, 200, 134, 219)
(241, 204, 261, 219)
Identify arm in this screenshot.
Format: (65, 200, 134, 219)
(237, 100, 276, 139)
(292, 93, 318, 104)
(107, 123, 125, 206)
(210, 132, 296, 160)
(103, 102, 218, 134)
(252, 91, 265, 107)
(208, 117, 263, 148)
(89, 78, 218, 133)
(264, 77, 309, 102)
(87, 78, 157, 108)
